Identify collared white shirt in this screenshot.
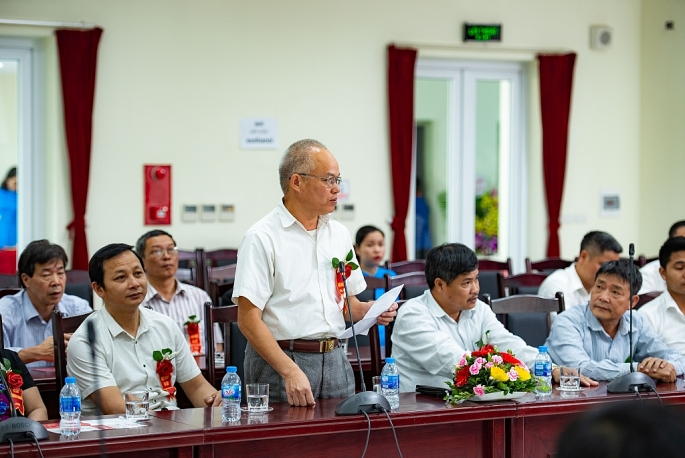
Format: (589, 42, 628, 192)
(0, 290, 91, 368)
(538, 263, 589, 309)
(232, 202, 366, 341)
(638, 260, 666, 294)
(392, 290, 538, 393)
(143, 280, 222, 354)
(67, 306, 201, 416)
(638, 290, 685, 355)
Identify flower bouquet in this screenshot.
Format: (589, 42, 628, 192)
(445, 337, 536, 404)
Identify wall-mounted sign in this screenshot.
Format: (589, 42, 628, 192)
(240, 117, 278, 149)
(463, 23, 502, 42)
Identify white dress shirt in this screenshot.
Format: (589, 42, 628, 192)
(67, 306, 201, 415)
(638, 290, 685, 356)
(391, 290, 538, 392)
(538, 263, 589, 309)
(638, 260, 666, 294)
(232, 201, 366, 341)
(143, 281, 222, 354)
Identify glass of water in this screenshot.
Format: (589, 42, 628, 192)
(560, 366, 581, 390)
(246, 383, 269, 413)
(372, 376, 381, 394)
(125, 390, 150, 421)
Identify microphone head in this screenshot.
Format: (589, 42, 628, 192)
(629, 243, 635, 257)
(87, 320, 96, 345)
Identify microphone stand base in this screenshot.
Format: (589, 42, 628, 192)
(0, 417, 49, 443)
(606, 372, 657, 393)
(335, 391, 391, 416)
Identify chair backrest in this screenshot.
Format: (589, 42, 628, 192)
(178, 248, 204, 289)
(503, 272, 549, 296)
(176, 267, 196, 286)
(52, 310, 93, 392)
(386, 260, 426, 275)
(205, 302, 247, 401)
(369, 299, 407, 375)
(65, 270, 94, 306)
(478, 257, 513, 275)
(0, 274, 19, 288)
(483, 292, 565, 347)
(206, 264, 237, 284)
(208, 279, 235, 307)
(0, 287, 20, 299)
(355, 276, 386, 302)
(204, 249, 239, 268)
(525, 257, 574, 273)
(635, 291, 663, 310)
(478, 271, 505, 302)
(386, 272, 428, 300)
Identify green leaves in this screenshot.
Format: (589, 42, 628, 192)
(347, 262, 359, 270)
(345, 250, 354, 262)
(153, 351, 163, 361)
(332, 257, 340, 269)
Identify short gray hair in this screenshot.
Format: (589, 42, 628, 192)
(278, 139, 326, 194)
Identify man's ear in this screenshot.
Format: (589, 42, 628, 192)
(659, 266, 667, 281)
(630, 294, 639, 309)
(577, 250, 589, 264)
(20, 273, 30, 289)
(92, 281, 105, 299)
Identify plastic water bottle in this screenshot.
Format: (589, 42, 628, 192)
(381, 357, 400, 410)
(221, 366, 241, 422)
(59, 377, 81, 436)
(534, 346, 553, 397)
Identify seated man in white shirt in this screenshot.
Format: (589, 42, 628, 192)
(67, 243, 222, 415)
(538, 231, 622, 309)
(136, 230, 222, 355)
(639, 221, 685, 294)
(639, 236, 685, 355)
(391, 243, 597, 392)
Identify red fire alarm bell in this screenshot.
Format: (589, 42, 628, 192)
(144, 165, 171, 225)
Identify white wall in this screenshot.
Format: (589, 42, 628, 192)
(640, 0, 685, 257)
(0, 0, 646, 263)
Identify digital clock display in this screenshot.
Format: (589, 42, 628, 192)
(463, 23, 502, 42)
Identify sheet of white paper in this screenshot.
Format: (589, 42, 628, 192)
(44, 417, 147, 434)
(337, 285, 403, 339)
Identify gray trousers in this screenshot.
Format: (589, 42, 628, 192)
(244, 343, 355, 402)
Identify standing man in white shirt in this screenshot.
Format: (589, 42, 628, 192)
(639, 236, 685, 355)
(233, 139, 397, 407)
(538, 231, 622, 309)
(137, 230, 221, 355)
(639, 221, 685, 294)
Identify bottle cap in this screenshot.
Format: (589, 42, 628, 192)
(226, 366, 237, 373)
(65, 377, 76, 384)
(538, 346, 548, 352)
(385, 357, 395, 364)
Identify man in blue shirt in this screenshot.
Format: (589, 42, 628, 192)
(546, 259, 685, 382)
(0, 240, 91, 368)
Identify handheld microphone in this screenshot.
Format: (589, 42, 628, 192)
(88, 321, 108, 457)
(335, 261, 390, 415)
(0, 357, 49, 443)
(607, 243, 657, 394)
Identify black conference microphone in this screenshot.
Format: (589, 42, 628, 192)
(88, 320, 108, 457)
(335, 261, 390, 415)
(0, 359, 49, 443)
(607, 243, 657, 394)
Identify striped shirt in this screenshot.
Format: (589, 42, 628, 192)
(142, 281, 222, 354)
(0, 289, 92, 368)
(545, 303, 685, 381)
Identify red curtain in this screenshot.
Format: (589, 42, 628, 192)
(56, 27, 103, 270)
(387, 44, 417, 262)
(537, 53, 576, 257)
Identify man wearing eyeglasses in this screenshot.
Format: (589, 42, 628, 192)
(233, 139, 398, 407)
(136, 230, 221, 355)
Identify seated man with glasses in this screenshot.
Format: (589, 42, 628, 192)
(233, 138, 397, 406)
(136, 230, 221, 355)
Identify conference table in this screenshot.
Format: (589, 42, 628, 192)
(3, 380, 684, 458)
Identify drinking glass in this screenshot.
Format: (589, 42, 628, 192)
(560, 366, 581, 390)
(246, 383, 269, 412)
(125, 390, 150, 421)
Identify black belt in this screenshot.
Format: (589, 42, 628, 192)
(277, 338, 339, 353)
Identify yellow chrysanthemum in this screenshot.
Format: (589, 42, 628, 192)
(514, 365, 531, 381)
(490, 366, 509, 382)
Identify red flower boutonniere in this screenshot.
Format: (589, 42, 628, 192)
(332, 250, 359, 313)
(152, 349, 176, 400)
(183, 315, 202, 355)
(0, 358, 25, 416)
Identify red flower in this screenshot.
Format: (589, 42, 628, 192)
(455, 366, 470, 387)
(471, 344, 496, 358)
(6, 372, 23, 389)
(501, 352, 523, 366)
(157, 360, 174, 377)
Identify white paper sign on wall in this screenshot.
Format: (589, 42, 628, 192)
(241, 118, 279, 149)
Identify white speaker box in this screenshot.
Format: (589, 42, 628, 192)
(590, 25, 613, 50)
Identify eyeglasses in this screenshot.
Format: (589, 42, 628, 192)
(149, 247, 178, 258)
(296, 173, 342, 188)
